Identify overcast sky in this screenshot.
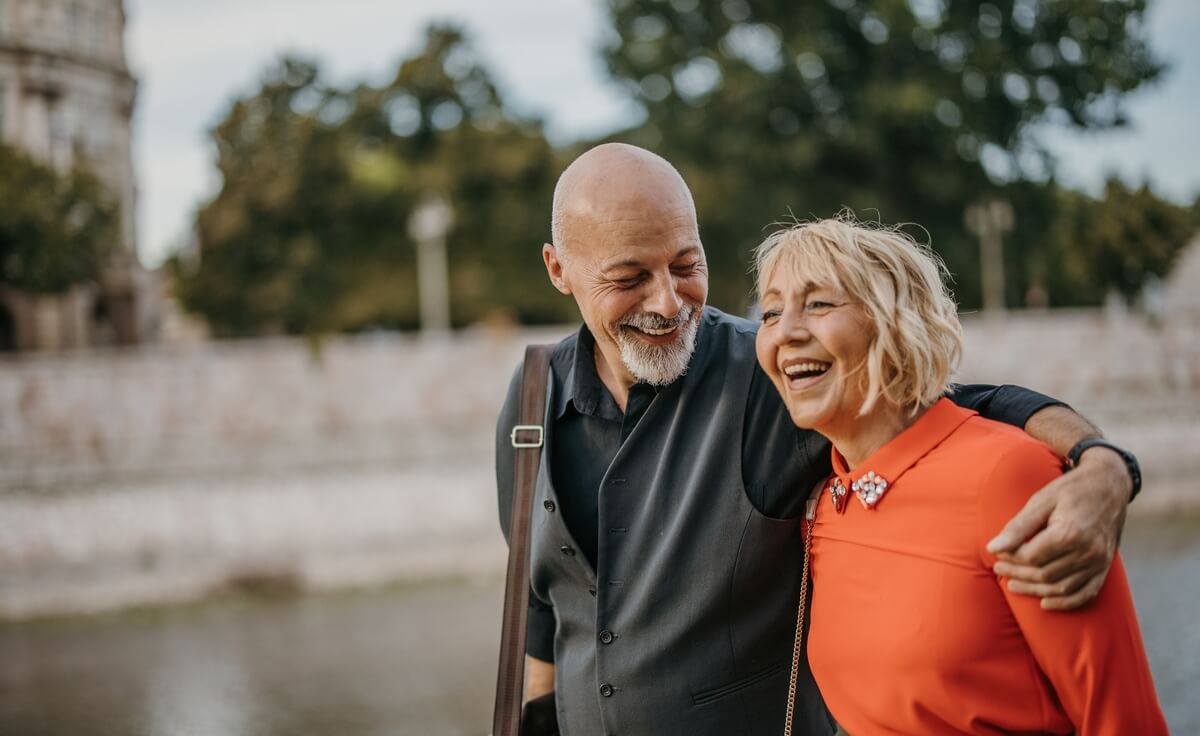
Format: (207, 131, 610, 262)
(125, 0, 1200, 267)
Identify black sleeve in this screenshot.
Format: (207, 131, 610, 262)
(948, 383, 1066, 429)
(741, 365, 833, 519)
(496, 362, 558, 663)
(496, 365, 521, 540)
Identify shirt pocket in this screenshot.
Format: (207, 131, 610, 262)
(690, 659, 788, 706)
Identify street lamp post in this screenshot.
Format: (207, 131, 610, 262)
(408, 194, 454, 336)
(965, 198, 1014, 319)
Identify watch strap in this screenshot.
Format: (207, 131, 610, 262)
(1066, 438, 1142, 500)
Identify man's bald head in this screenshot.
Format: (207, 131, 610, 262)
(540, 143, 708, 391)
(550, 143, 698, 258)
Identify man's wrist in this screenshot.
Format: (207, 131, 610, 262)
(1068, 438, 1141, 501)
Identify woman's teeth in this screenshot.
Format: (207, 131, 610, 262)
(784, 362, 830, 378)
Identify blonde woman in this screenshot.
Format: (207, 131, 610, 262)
(754, 217, 1167, 734)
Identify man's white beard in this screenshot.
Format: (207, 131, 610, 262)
(615, 304, 701, 386)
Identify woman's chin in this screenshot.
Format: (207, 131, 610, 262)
(786, 404, 828, 431)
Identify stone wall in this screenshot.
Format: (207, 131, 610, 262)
(959, 310, 1200, 504)
(0, 326, 572, 619)
(0, 326, 571, 489)
(0, 314, 1196, 619)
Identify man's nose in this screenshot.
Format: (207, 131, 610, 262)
(644, 275, 683, 319)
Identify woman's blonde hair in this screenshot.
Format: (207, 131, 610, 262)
(753, 213, 963, 416)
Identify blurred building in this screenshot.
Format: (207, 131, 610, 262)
(0, 0, 155, 350)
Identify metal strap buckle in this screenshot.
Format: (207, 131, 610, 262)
(510, 424, 544, 449)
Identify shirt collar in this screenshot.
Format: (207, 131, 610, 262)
(556, 313, 712, 421)
(828, 398, 976, 511)
(556, 325, 621, 420)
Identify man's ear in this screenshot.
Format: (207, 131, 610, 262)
(543, 243, 572, 295)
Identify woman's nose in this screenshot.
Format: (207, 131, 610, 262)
(780, 310, 812, 342)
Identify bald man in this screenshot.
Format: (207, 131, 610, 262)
(495, 143, 1137, 735)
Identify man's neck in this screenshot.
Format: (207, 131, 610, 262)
(593, 346, 636, 413)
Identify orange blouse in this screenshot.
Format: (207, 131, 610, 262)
(806, 398, 1167, 735)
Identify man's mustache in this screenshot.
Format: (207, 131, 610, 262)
(618, 304, 696, 331)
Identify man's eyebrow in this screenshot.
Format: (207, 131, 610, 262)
(600, 258, 644, 273)
(600, 245, 702, 272)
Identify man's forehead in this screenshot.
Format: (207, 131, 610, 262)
(572, 180, 694, 219)
(563, 197, 700, 253)
(558, 150, 695, 223)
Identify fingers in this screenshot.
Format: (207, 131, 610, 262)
(993, 551, 1081, 585)
(1010, 518, 1090, 567)
(1008, 515, 1113, 569)
(1003, 562, 1105, 601)
(1040, 570, 1110, 611)
(986, 484, 1057, 555)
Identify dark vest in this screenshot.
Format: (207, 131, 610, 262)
(530, 309, 832, 736)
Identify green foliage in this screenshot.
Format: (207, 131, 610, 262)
(175, 26, 569, 337)
(177, 5, 1191, 335)
(600, 0, 1166, 310)
(1046, 178, 1195, 304)
(0, 143, 118, 293)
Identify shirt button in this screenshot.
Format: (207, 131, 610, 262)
(543, 500, 556, 512)
(560, 546, 575, 557)
(599, 630, 615, 644)
(599, 682, 614, 697)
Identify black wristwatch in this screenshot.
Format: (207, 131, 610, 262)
(1066, 438, 1142, 501)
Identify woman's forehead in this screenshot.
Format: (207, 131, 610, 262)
(762, 249, 846, 294)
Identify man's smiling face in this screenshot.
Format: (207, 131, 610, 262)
(543, 144, 709, 388)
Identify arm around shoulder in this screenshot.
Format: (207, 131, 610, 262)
(985, 403, 1137, 609)
(949, 383, 1065, 429)
(978, 443, 1167, 734)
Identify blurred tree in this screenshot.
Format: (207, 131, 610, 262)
(367, 25, 568, 326)
(0, 143, 118, 293)
(174, 26, 567, 337)
(600, 0, 1165, 310)
(1046, 178, 1194, 304)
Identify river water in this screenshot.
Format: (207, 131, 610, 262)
(1, 518, 1196, 735)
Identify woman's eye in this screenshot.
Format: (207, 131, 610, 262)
(806, 300, 834, 311)
(760, 309, 781, 323)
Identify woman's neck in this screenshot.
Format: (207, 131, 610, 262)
(824, 402, 927, 471)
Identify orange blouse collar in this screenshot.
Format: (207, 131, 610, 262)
(827, 398, 976, 512)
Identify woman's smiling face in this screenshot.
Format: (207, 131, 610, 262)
(754, 267, 876, 433)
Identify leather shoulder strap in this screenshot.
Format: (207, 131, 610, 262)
(493, 344, 554, 736)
